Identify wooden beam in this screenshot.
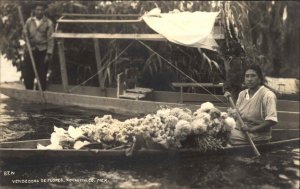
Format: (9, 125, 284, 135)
(116, 73, 124, 98)
(172, 82, 224, 103)
(180, 86, 183, 103)
(57, 40, 69, 92)
(53, 33, 224, 40)
(93, 39, 103, 88)
(53, 33, 167, 40)
(172, 82, 224, 88)
(60, 13, 222, 19)
(61, 13, 141, 17)
(57, 19, 142, 23)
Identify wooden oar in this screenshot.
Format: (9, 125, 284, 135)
(17, 6, 45, 103)
(226, 95, 261, 157)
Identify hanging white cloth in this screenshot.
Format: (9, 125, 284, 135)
(142, 8, 220, 51)
(265, 76, 299, 95)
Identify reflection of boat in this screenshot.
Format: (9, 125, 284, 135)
(0, 131, 298, 162)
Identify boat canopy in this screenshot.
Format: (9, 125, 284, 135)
(52, 9, 225, 91)
(53, 8, 224, 51)
(142, 8, 220, 51)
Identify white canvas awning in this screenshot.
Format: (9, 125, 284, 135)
(266, 76, 299, 95)
(142, 8, 220, 51)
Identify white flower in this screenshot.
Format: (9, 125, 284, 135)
(191, 118, 208, 134)
(158, 139, 169, 149)
(199, 102, 215, 112)
(73, 141, 90, 150)
(79, 124, 94, 135)
(170, 108, 192, 121)
(37, 143, 47, 149)
(178, 112, 192, 121)
(46, 104, 238, 150)
(68, 125, 84, 139)
(223, 117, 236, 131)
(165, 115, 178, 129)
(37, 143, 63, 150)
(156, 108, 171, 119)
(170, 108, 184, 117)
(116, 134, 128, 144)
(123, 117, 141, 127)
(194, 112, 211, 124)
(54, 126, 67, 134)
(50, 130, 74, 146)
(209, 107, 221, 119)
(103, 134, 114, 142)
(19, 39, 25, 46)
(221, 112, 228, 119)
(183, 108, 193, 115)
(133, 126, 143, 135)
(227, 108, 238, 119)
(94, 115, 113, 125)
(142, 114, 162, 128)
(174, 120, 192, 140)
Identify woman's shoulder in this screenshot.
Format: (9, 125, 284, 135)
(261, 86, 277, 99)
(237, 89, 248, 101)
(238, 89, 248, 96)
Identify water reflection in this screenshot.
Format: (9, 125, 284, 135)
(0, 97, 128, 142)
(0, 97, 299, 189)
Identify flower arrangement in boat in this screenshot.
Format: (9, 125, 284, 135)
(37, 102, 236, 152)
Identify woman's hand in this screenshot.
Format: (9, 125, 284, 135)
(239, 124, 256, 133)
(224, 91, 232, 99)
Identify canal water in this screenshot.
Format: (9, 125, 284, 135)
(0, 57, 299, 188)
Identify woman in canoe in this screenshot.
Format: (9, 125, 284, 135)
(225, 64, 278, 145)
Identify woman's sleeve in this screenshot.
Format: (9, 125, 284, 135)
(262, 91, 278, 122)
(236, 91, 244, 108)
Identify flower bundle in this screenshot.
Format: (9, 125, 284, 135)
(38, 102, 236, 152)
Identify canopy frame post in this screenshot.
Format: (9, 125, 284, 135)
(93, 39, 103, 88)
(57, 39, 69, 92)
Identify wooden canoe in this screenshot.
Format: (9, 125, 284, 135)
(0, 130, 299, 163)
(1, 82, 299, 130)
(0, 81, 299, 113)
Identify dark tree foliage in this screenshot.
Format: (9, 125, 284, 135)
(228, 1, 299, 78)
(0, 1, 299, 91)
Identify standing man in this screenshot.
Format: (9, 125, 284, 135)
(23, 3, 54, 90)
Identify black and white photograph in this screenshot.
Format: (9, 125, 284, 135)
(0, 1, 299, 188)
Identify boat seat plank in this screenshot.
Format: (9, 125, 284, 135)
(172, 82, 224, 103)
(277, 100, 300, 112)
(277, 111, 300, 129)
(119, 92, 146, 100)
(126, 87, 153, 94)
(172, 82, 224, 88)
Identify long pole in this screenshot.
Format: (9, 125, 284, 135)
(17, 6, 45, 103)
(227, 95, 261, 156)
(0, 54, 2, 99)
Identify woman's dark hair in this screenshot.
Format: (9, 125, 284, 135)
(34, 2, 47, 9)
(244, 64, 266, 85)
